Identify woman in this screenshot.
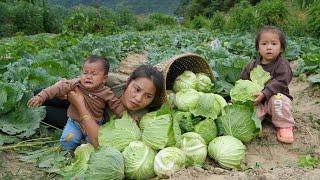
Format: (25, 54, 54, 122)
(41, 64, 164, 148)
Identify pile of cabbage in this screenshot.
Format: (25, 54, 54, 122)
(58, 69, 270, 179)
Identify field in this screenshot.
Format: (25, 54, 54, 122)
(0, 27, 319, 179)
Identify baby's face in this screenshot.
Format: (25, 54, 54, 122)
(80, 61, 107, 90)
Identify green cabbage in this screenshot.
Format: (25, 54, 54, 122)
(59, 144, 94, 179)
(0, 81, 25, 115)
(208, 136, 246, 170)
(139, 111, 157, 131)
(230, 79, 263, 102)
(142, 114, 172, 150)
(219, 103, 261, 142)
(166, 117, 182, 148)
(154, 147, 187, 178)
(250, 65, 271, 87)
(86, 146, 125, 180)
(99, 112, 141, 151)
(173, 71, 197, 92)
(189, 93, 221, 120)
(194, 118, 218, 144)
(181, 132, 207, 167)
(122, 141, 156, 179)
(173, 111, 194, 133)
(175, 89, 200, 112)
(196, 73, 214, 93)
(230, 65, 271, 102)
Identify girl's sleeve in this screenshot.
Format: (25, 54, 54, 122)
(240, 61, 254, 80)
(262, 61, 293, 100)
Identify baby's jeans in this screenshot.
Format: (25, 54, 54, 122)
(256, 93, 295, 128)
(60, 118, 103, 150)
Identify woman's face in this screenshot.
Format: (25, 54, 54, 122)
(122, 77, 156, 111)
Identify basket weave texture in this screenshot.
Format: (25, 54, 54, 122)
(155, 52, 214, 104)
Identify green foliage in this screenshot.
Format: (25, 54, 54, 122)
(64, 5, 105, 34)
(209, 11, 225, 31)
(307, 1, 320, 37)
(225, 1, 257, 32)
(148, 13, 176, 26)
(13, 2, 44, 35)
(189, 15, 209, 29)
(298, 154, 320, 168)
(256, 0, 288, 28)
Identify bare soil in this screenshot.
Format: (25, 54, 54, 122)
(1, 58, 319, 179)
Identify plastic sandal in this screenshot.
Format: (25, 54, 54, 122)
(277, 127, 294, 143)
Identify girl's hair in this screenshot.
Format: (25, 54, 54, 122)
(84, 55, 110, 75)
(255, 26, 287, 51)
(127, 65, 164, 105)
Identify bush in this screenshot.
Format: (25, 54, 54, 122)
(209, 11, 226, 31)
(284, 12, 308, 37)
(189, 15, 209, 29)
(13, 2, 44, 35)
(225, 1, 257, 32)
(43, 5, 66, 33)
(64, 5, 105, 34)
(307, 1, 320, 37)
(148, 13, 176, 26)
(255, 0, 288, 28)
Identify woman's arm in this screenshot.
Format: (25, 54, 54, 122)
(68, 87, 99, 149)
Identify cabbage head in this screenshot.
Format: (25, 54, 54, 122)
(122, 141, 156, 179)
(181, 132, 207, 167)
(230, 80, 263, 102)
(219, 103, 261, 142)
(154, 147, 186, 178)
(86, 146, 125, 180)
(190, 93, 221, 120)
(194, 118, 218, 144)
(0, 81, 26, 115)
(175, 89, 200, 112)
(208, 136, 246, 170)
(250, 65, 271, 87)
(166, 118, 182, 148)
(173, 111, 194, 133)
(196, 73, 214, 93)
(59, 144, 94, 178)
(99, 112, 141, 151)
(139, 111, 157, 131)
(173, 71, 197, 92)
(142, 114, 172, 150)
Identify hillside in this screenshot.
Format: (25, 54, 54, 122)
(48, 0, 180, 14)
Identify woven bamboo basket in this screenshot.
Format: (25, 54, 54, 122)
(155, 52, 214, 104)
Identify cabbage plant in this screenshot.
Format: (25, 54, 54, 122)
(59, 144, 94, 179)
(181, 132, 207, 167)
(99, 112, 141, 151)
(219, 103, 261, 142)
(154, 147, 186, 178)
(194, 118, 218, 144)
(196, 73, 214, 93)
(86, 146, 125, 180)
(173, 71, 197, 92)
(139, 111, 157, 131)
(208, 136, 246, 170)
(175, 89, 200, 112)
(122, 141, 156, 179)
(173, 111, 194, 133)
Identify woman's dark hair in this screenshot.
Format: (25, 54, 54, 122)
(255, 26, 287, 51)
(127, 64, 164, 105)
(84, 55, 110, 75)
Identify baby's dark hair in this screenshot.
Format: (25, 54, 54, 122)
(255, 26, 287, 51)
(84, 55, 110, 74)
(127, 65, 164, 105)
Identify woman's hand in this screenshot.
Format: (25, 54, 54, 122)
(253, 92, 265, 105)
(68, 87, 99, 149)
(68, 87, 85, 106)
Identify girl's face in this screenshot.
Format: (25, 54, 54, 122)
(122, 77, 156, 111)
(258, 31, 283, 64)
(80, 62, 107, 90)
